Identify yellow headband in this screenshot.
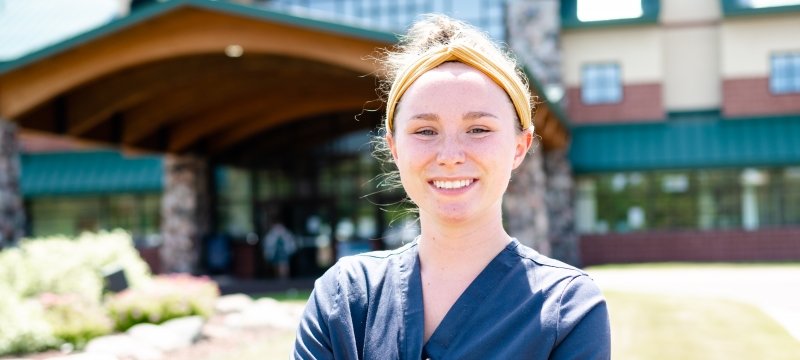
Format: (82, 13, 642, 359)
(385, 43, 532, 133)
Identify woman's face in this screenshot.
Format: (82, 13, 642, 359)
(388, 62, 532, 224)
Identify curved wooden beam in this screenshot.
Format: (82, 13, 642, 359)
(168, 94, 297, 152)
(209, 94, 371, 152)
(65, 56, 245, 136)
(167, 76, 374, 152)
(121, 76, 276, 145)
(0, 6, 388, 119)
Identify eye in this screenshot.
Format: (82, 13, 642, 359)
(414, 129, 437, 136)
(467, 128, 491, 134)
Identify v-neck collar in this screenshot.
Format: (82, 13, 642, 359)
(401, 239, 518, 359)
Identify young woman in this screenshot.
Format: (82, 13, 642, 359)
(294, 15, 610, 360)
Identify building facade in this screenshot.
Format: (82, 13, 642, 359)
(0, 0, 572, 277)
(563, 0, 800, 264)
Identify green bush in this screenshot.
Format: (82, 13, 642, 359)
(0, 286, 58, 356)
(0, 230, 153, 356)
(0, 229, 152, 302)
(106, 274, 219, 331)
(40, 293, 113, 349)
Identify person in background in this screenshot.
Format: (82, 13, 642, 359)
(294, 14, 610, 360)
(262, 214, 296, 280)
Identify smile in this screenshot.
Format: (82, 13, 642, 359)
(432, 179, 475, 190)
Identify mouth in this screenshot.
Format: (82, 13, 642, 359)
(431, 179, 476, 190)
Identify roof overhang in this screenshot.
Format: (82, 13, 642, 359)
(0, 0, 570, 160)
(571, 113, 800, 173)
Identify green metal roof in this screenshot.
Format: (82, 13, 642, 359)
(0, 0, 397, 75)
(21, 150, 163, 197)
(571, 112, 800, 173)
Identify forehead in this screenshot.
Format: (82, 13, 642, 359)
(396, 62, 514, 116)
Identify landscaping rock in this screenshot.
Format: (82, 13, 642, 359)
(160, 316, 204, 344)
(47, 353, 119, 360)
(224, 298, 298, 330)
(127, 323, 189, 352)
(215, 294, 253, 314)
(84, 334, 162, 360)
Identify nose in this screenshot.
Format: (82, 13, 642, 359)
(436, 135, 465, 167)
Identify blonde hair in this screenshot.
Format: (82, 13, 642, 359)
(380, 14, 534, 134)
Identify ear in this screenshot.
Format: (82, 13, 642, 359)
(386, 133, 399, 162)
(512, 131, 533, 169)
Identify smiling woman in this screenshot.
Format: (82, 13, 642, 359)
(293, 14, 610, 360)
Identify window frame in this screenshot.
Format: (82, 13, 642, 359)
(580, 62, 624, 105)
(769, 51, 800, 95)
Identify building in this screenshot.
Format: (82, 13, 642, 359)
(562, 0, 800, 264)
(3, 0, 796, 274)
(0, 0, 571, 276)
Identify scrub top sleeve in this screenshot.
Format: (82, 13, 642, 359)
(293, 271, 338, 360)
(550, 275, 611, 360)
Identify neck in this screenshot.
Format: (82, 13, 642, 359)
(416, 205, 511, 272)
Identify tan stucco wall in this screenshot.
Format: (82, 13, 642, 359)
(663, 26, 721, 110)
(562, 26, 662, 87)
(721, 14, 800, 78)
(660, 0, 721, 23)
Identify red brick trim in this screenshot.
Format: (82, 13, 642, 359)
(580, 228, 800, 266)
(566, 83, 664, 124)
(723, 77, 800, 117)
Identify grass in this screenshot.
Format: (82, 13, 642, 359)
(253, 289, 312, 304)
(605, 290, 800, 360)
(230, 264, 800, 359)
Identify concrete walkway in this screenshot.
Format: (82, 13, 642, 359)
(585, 265, 800, 341)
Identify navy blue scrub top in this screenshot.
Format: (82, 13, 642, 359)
(294, 239, 610, 360)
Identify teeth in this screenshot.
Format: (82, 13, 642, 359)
(433, 179, 473, 189)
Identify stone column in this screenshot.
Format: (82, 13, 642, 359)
(0, 119, 24, 248)
(504, 149, 551, 255)
(544, 149, 580, 266)
(160, 155, 210, 273)
(506, 0, 563, 101)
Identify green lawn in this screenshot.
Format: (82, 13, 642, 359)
(239, 265, 800, 359)
(605, 290, 800, 360)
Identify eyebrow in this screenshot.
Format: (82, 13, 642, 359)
(408, 111, 498, 121)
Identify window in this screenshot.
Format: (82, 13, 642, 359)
(739, 0, 800, 9)
(575, 167, 800, 234)
(770, 52, 800, 94)
(581, 63, 622, 105)
(577, 0, 643, 22)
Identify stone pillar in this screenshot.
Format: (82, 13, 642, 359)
(504, 149, 551, 255)
(0, 119, 24, 248)
(160, 155, 210, 273)
(506, 0, 563, 101)
(544, 149, 580, 266)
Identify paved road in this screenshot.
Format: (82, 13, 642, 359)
(586, 265, 800, 341)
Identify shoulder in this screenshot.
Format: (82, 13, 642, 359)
(504, 240, 603, 301)
(505, 240, 588, 278)
(315, 241, 418, 294)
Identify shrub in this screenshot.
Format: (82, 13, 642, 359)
(106, 274, 219, 331)
(39, 293, 113, 349)
(0, 229, 152, 302)
(0, 230, 153, 356)
(0, 286, 58, 356)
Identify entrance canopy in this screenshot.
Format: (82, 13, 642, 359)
(0, 0, 569, 161)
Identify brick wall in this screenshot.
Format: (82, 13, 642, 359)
(580, 227, 800, 266)
(566, 83, 664, 124)
(723, 77, 800, 117)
